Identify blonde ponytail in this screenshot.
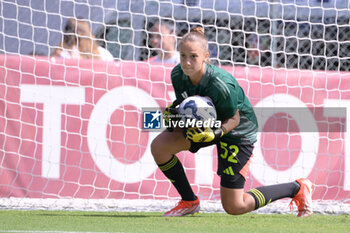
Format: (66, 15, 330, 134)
(190, 26, 205, 36)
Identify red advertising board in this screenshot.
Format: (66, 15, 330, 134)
(0, 55, 349, 202)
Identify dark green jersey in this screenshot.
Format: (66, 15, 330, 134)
(171, 64, 258, 144)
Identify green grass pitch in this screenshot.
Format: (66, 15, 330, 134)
(0, 210, 349, 233)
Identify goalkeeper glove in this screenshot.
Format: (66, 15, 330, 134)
(163, 99, 181, 131)
(185, 127, 225, 143)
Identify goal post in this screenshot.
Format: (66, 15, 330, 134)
(0, 0, 350, 214)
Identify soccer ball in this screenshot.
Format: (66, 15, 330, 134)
(178, 96, 217, 122)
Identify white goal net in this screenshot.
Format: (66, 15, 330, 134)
(0, 0, 349, 214)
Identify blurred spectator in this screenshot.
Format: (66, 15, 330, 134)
(148, 19, 180, 64)
(51, 18, 114, 61)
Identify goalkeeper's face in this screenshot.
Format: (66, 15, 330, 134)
(179, 41, 209, 80)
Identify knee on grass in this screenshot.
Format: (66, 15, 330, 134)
(222, 204, 249, 215)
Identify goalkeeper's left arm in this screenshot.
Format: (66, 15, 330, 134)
(185, 110, 240, 143)
(163, 99, 182, 132)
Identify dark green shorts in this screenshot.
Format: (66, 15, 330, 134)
(189, 137, 254, 189)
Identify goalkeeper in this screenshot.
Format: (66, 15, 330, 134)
(151, 27, 313, 217)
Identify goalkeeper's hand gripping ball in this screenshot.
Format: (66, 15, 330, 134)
(185, 127, 224, 143)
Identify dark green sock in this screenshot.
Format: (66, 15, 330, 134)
(158, 155, 196, 201)
(247, 181, 300, 209)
